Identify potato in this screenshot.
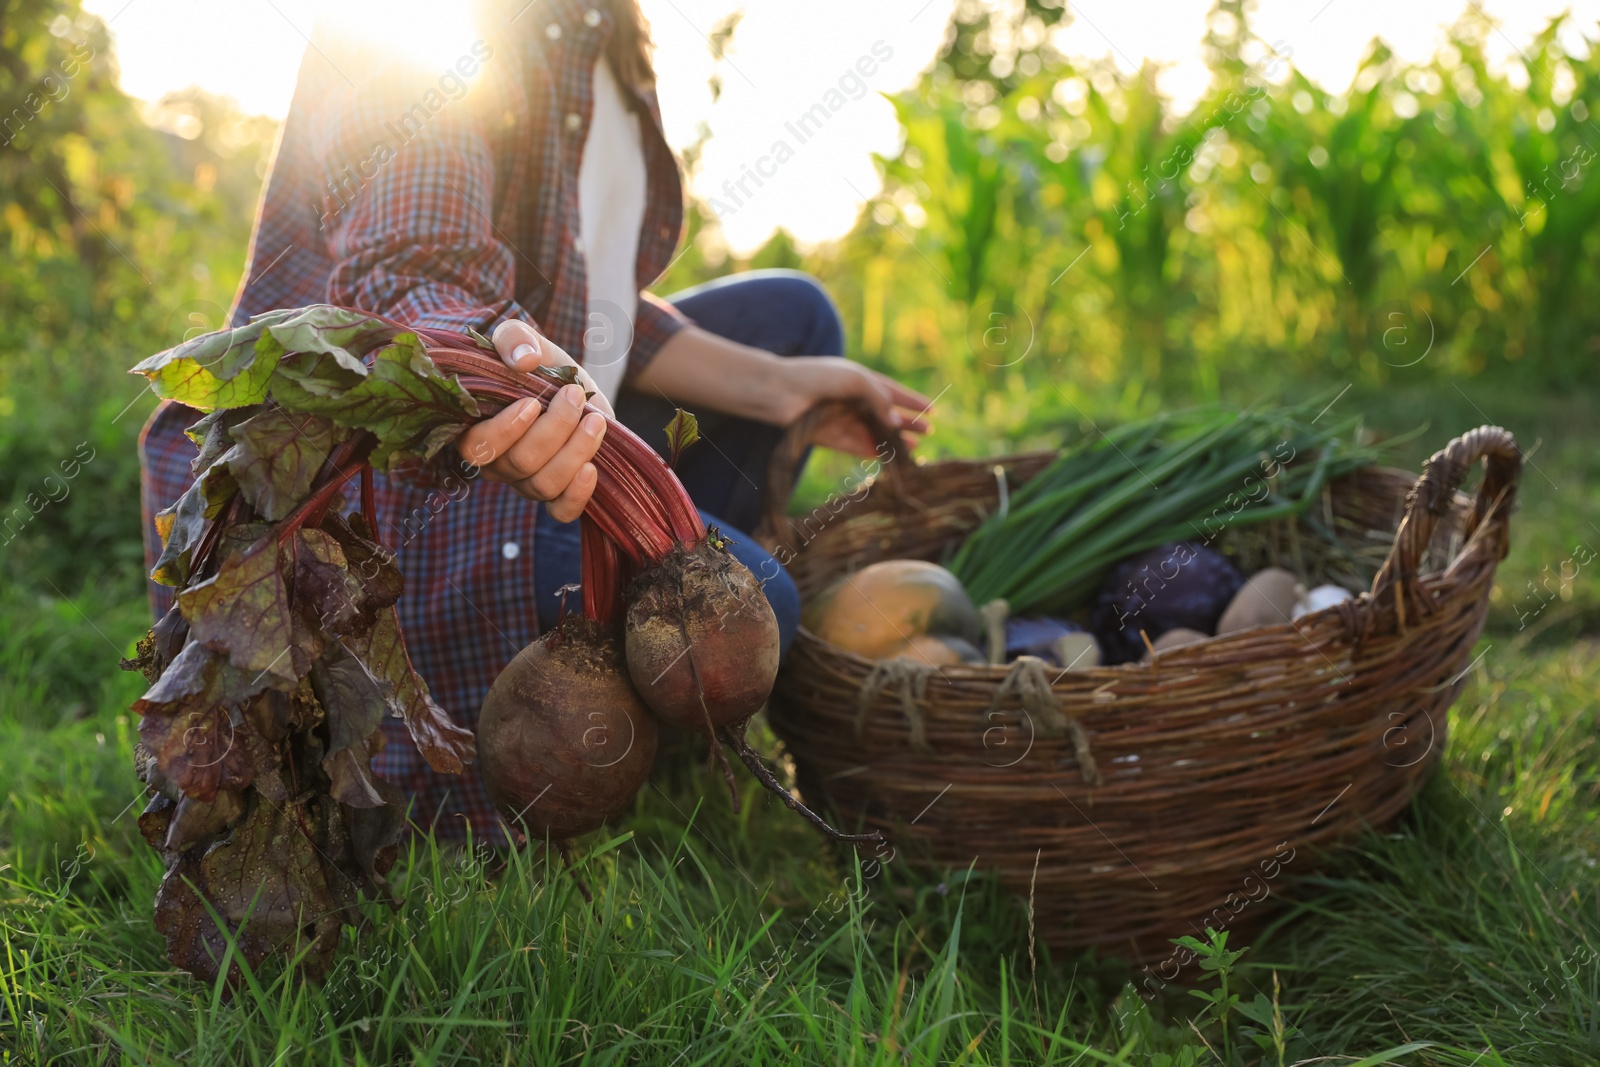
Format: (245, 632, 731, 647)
(1216, 567, 1305, 634)
(1141, 627, 1209, 659)
(1292, 583, 1355, 619)
(1054, 632, 1103, 670)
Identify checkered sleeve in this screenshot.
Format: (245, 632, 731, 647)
(626, 290, 691, 380)
(316, 68, 535, 337)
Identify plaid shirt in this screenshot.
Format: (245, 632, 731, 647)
(140, 0, 689, 844)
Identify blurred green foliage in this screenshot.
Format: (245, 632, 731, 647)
(1, 0, 275, 595)
(696, 2, 1600, 450)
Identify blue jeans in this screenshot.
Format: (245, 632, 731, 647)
(532, 270, 844, 656)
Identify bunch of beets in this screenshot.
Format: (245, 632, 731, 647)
(123, 305, 876, 984)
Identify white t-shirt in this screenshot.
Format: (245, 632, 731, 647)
(577, 59, 647, 403)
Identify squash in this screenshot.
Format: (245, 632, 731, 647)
(804, 560, 982, 659)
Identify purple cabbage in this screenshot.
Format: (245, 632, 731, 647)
(1091, 542, 1244, 664)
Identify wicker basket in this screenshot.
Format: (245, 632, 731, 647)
(755, 404, 1521, 962)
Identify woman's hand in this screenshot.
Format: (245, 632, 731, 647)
(454, 320, 613, 522)
(635, 325, 934, 458)
(771, 357, 932, 457)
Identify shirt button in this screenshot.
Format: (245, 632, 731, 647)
(501, 541, 521, 560)
(571, 236, 585, 254)
(583, 8, 601, 27)
(564, 112, 582, 131)
(545, 22, 562, 40)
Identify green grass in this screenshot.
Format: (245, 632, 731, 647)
(6, 639, 1596, 1064)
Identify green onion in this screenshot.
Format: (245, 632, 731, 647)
(948, 398, 1395, 616)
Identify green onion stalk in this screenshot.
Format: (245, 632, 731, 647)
(948, 399, 1400, 616)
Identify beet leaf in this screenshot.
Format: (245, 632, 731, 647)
(126, 305, 482, 985)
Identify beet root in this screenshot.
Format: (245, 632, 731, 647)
(624, 540, 780, 733)
(718, 724, 885, 847)
(478, 617, 659, 841)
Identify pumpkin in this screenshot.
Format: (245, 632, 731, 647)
(804, 559, 982, 659)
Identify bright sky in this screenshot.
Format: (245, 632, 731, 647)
(82, 0, 1600, 253)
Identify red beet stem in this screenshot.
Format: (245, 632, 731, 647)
(717, 725, 886, 848)
(187, 493, 242, 582)
(428, 343, 705, 553)
(264, 320, 708, 615)
(450, 376, 665, 565)
(360, 465, 377, 534)
(580, 515, 624, 626)
(277, 435, 376, 544)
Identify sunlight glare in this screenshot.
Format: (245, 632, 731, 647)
(315, 0, 483, 75)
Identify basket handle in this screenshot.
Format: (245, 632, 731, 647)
(1368, 424, 1521, 629)
(754, 398, 910, 553)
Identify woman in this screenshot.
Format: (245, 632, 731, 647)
(139, 0, 930, 843)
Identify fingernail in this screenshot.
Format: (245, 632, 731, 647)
(890, 410, 905, 428)
(560, 384, 584, 410)
(583, 412, 605, 436)
(508, 341, 538, 367)
(515, 397, 540, 421)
